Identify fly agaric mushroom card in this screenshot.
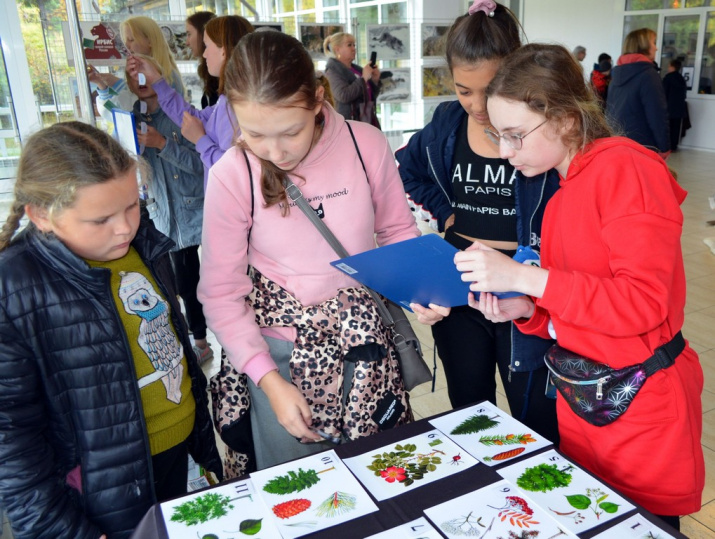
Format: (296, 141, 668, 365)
(249, 450, 378, 539)
(428, 400, 552, 466)
(497, 450, 635, 534)
(424, 479, 576, 539)
(342, 429, 478, 501)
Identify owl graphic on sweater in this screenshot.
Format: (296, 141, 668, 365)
(118, 271, 184, 404)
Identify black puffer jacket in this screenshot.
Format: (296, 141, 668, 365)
(0, 215, 222, 538)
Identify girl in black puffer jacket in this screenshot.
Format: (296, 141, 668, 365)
(0, 122, 222, 538)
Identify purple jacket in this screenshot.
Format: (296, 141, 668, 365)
(153, 79, 239, 187)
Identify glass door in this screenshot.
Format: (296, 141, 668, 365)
(0, 35, 20, 198)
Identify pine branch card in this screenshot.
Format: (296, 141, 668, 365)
(342, 429, 478, 501)
(249, 450, 378, 539)
(423, 479, 576, 539)
(160, 478, 282, 538)
(497, 450, 635, 534)
(429, 401, 552, 466)
(591, 514, 677, 539)
(364, 517, 443, 539)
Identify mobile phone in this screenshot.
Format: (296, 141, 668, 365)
(369, 51, 377, 68)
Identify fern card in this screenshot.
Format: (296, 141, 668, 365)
(364, 517, 443, 539)
(249, 450, 378, 538)
(591, 513, 677, 538)
(342, 429, 478, 501)
(429, 400, 552, 466)
(424, 479, 576, 539)
(160, 478, 282, 538)
(497, 449, 635, 534)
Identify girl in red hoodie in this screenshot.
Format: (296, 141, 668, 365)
(456, 43, 703, 531)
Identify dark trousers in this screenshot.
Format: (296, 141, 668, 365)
(433, 230, 559, 443)
(169, 246, 207, 341)
(151, 440, 189, 502)
(669, 117, 683, 151)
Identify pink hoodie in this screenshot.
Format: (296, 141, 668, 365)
(198, 104, 419, 384)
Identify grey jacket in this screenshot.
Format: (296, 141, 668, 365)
(324, 57, 381, 122)
(133, 101, 205, 251)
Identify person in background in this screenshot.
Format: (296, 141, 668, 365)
(127, 15, 254, 188)
(323, 32, 381, 128)
(395, 0, 559, 443)
(461, 43, 703, 531)
(589, 52, 612, 108)
(91, 16, 185, 126)
(199, 31, 446, 472)
(128, 55, 213, 364)
(663, 58, 688, 152)
(0, 122, 222, 538)
(607, 28, 670, 155)
(572, 45, 587, 62)
(186, 11, 220, 109)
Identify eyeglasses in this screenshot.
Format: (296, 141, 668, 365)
(484, 119, 548, 150)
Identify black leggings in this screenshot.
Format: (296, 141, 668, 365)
(169, 245, 207, 340)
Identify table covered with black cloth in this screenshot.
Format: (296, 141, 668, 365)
(131, 410, 686, 539)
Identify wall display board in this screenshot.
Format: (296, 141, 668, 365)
(377, 68, 411, 103)
(299, 23, 345, 61)
(366, 24, 411, 61)
(421, 24, 451, 58)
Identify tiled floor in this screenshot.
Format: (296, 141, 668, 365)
(2, 148, 714, 538)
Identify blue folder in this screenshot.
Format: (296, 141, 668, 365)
(330, 234, 471, 311)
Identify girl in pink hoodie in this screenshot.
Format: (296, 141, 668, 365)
(199, 31, 447, 471)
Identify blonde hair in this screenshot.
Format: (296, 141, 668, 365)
(121, 16, 181, 88)
(323, 32, 354, 59)
(623, 28, 656, 56)
(0, 122, 146, 251)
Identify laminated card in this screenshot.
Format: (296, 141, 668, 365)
(429, 400, 552, 466)
(497, 449, 635, 534)
(160, 478, 281, 538)
(364, 517, 442, 539)
(424, 479, 576, 539)
(249, 450, 378, 539)
(342, 429, 478, 501)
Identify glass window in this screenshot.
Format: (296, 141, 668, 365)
(381, 2, 406, 22)
(626, 0, 678, 8)
(622, 14, 659, 46)
(661, 14, 699, 75)
(700, 12, 715, 93)
(685, 0, 714, 6)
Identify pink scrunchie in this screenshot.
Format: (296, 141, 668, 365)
(468, 0, 497, 16)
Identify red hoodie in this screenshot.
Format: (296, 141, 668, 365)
(517, 137, 703, 516)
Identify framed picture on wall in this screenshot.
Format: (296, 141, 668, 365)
(422, 24, 451, 58)
(299, 23, 345, 60)
(422, 65, 455, 98)
(366, 24, 410, 61)
(377, 68, 411, 103)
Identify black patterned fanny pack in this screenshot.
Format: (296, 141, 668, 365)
(544, 331, 684, 427)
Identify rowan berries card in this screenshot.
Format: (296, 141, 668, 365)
(249, 450, 378, 538)
(428, 400, 552, 466)
(424, 479, 576, 539)
(496, 450, 635, 534)
(160, 478, 282, 538)
(342, 429, 478, 501)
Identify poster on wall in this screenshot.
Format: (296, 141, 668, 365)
(421, 24, 451, 58)
(422, 65, 454, 98)
(377, 68, 410, 103)
(367, 24, 410, 61)
(299, 23, 345, 61)
(63, 21, 195, 67)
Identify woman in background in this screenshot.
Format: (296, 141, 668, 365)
(607, 28, 670, 154)
(186, 11, 220, 108)
(323, 32, 381, 128)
